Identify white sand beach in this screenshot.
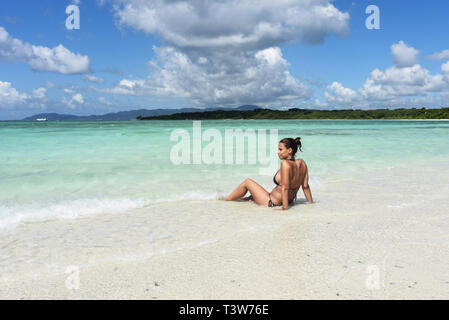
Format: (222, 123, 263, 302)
(1, 161, 448, 300)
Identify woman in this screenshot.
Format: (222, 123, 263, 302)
(224, 137, 313, 210)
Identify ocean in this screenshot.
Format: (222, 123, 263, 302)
(0, 119, 448, 281)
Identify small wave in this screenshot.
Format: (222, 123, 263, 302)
(0, 198, 151, 230)
(0, 189, 228, 230)
(171, 189, 228, 201)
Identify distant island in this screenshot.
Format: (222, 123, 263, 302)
(21, 105, 260, 121)
(137, 107, 449, 120)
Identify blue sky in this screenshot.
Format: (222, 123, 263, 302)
(1, 0, 449, 120)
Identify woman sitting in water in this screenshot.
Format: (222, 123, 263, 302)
(224, 137, 313, 210)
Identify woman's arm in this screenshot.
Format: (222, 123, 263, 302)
(302, 163, 313, 203)
(280, 161, 290, 210)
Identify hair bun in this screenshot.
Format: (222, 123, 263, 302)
(295, 137, 303, 152)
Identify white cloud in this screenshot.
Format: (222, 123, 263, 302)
(32, 87, 47, 100)
(99, 0, 349, 107)
(313, 41, 449, 109)
(324, 81, 358, 105)
(429, 49, 449, 61)
(255, 47, 287, 67)
(83, 74, 104, 83)
(370, 65, 433, 86)
(0, 26, 90, 74)
(391, 41, 419, 68)
(359, 64, 449, 101)
(72, 93, 84, 104)
(442, 61, 449, 73)
(0, 81, 28, 108)
(63, 93, 84, 108)
(351, 41, 449, 107)
(119, 78, 144, 89)
(96, 78, 145, 95)
(114, 0, 349, 49)
(97, 45, 312, 107)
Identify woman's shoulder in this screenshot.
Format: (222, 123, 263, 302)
(298, 159, 308, 169)
(280, 159, 294, 168)
(295, 158, 307, 168)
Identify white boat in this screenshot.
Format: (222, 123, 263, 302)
(36, 118, 48, 121)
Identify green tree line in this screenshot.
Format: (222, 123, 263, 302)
(137, 107, 449, 120)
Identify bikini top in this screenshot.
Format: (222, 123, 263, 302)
(273, 157, 299, 190)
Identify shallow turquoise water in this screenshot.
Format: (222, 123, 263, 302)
(0, 120, 448, 229)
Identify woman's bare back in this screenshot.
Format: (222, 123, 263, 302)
(270, 159, 309, 205)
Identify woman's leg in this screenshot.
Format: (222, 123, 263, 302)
(225, 178, 270, 206)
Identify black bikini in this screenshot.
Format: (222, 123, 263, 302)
(268, 157, 299, 207)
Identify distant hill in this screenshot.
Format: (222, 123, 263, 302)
(21, 105, 261, 121)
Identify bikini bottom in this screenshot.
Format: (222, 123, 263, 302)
(268, 191, 297, 207)
(268, 193, 281, 207)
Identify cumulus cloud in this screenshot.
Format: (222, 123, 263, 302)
(391, 41, 419, 68)
(0, 81, 28, 108)
(72, 93, 84, 104)
(97, 0, 350, 107)
(355, 40, 449, 107)
(324, 81, 358, 105)
(359, 64, 448, 101)
(314, 41, 449, 109)
(0, 26, 90, 74)
(98, 45, 312, 107)
(113, 0, 349, 49)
